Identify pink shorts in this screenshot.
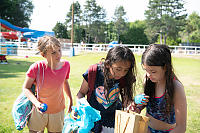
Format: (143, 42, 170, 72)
(28, 108, 65, 132)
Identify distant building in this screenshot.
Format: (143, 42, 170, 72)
(58, 38, 71, 49)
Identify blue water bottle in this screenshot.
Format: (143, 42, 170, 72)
(39, 103, 48, 112)
(134, 94, 146, 104)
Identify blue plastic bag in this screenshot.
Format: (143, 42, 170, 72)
(62, 98, 101, 133)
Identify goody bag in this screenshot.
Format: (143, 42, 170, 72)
(12, 85, 36, 130)
(62, 98, 101, 133)
(12, 63, 42, 130)
(114, 110, 149, 133)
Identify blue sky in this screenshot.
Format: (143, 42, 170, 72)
(29, 0, 200, 32)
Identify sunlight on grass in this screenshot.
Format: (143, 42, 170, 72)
(0, 53, 199, 133)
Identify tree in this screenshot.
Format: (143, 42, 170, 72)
(65, 2, 83, 43)
(65, 2, 88, 43)
(65, 1, 82, 26)
(53, 22, 68, 39)
(184, 12, 200, 43)
(145, 0, 187, 45)
(83, 0, 106, 43)
(120, 21, 149, 45)
(113, 6, 128, 43)
(0, 0, 34, 27)
(106, 21, 116, 43)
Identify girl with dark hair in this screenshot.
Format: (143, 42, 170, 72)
(141, 44, 187, 133)
(77, 46, 145, 133)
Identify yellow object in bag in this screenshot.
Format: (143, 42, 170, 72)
(114, 110, 149, 133)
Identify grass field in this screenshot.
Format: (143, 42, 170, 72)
(0, 52, 200, 133)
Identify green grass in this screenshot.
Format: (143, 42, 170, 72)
(172, 57, 200, 133)
(0, 52, 200, 133)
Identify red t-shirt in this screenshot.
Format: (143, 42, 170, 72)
(26, 60, 70, 114)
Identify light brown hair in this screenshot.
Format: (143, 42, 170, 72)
(38, 36, 61, 56)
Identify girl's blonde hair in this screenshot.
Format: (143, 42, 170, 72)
(38, 36, 61, 55)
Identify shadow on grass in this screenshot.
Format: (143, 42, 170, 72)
(0, 59, 34, 78)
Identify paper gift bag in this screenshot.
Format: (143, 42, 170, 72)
(114, 110, 149, 133)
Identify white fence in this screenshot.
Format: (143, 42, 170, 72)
(63, 43, 200, 55)
(0, 42, 200, 56)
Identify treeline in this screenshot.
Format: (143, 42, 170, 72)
(0, 0, 34, 28)
(52, 0, 200, 45)
(1, 0, 200, 45)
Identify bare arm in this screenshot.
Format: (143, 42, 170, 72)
(170, 80, 187, 133)
(23, 76, 41, 108)
(76, 79, 89, 99)
(63, 79, 73, 113)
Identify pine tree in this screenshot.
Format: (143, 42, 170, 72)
(145, 0, 187, 45)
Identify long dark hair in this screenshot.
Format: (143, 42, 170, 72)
(103, 46, 136, 107)
(142, 44, 176, 114)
